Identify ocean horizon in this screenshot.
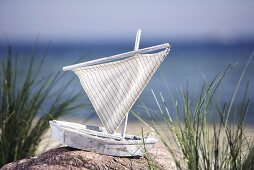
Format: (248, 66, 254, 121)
(1, 39, 253, 124)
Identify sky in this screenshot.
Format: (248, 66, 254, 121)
(0, 0, 254, 43)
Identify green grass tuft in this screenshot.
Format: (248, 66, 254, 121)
(0, 45, 85, 167)
(135, 53, 254, 169)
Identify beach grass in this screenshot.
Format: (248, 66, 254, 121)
(0, 45, 85, 167)
(136, 53, 254, 169)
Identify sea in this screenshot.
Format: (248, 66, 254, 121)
(1, 39, 254, 124)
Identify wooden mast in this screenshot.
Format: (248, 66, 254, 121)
(121, 29, 142, 139)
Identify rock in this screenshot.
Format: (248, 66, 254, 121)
(1, 145, 176, 170)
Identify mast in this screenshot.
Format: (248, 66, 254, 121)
(121, 29, 142, 139)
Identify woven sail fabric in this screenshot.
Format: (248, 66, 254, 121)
(73, 49, 168, 134)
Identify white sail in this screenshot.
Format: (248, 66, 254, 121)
(72, 49, 168, 134)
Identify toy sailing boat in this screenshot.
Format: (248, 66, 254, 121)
(49, 30, 171, 156)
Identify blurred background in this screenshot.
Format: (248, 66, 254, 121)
(0, 0, 253, 124)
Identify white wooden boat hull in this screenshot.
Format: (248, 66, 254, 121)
(49, 120, 157, 157)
